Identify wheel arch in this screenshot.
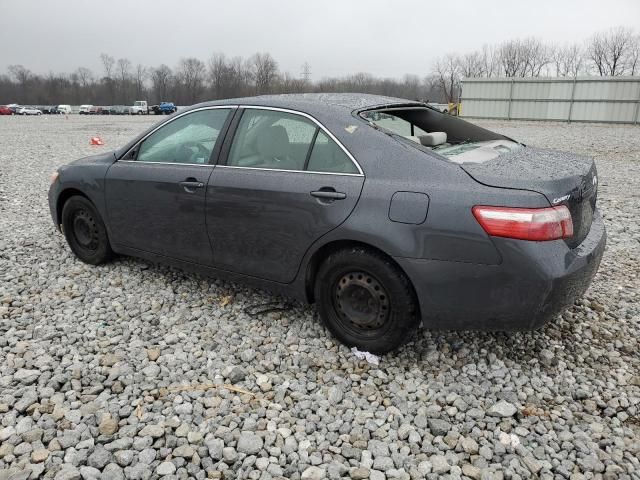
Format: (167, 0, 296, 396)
(304, 239, 420, 310)
(56, 188, 91, 227)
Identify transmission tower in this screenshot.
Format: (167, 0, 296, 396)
(301, 62, 311, 82)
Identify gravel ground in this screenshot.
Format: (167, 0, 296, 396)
(0, 115, 639, 480)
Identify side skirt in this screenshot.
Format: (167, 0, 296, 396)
(112, 244, 309, 304)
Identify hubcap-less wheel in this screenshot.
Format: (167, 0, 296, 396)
(314, 247, 419, 353)
(61, 195, 113, 265)
(71, 209, 99, 251)
(334, 271, 390, 333)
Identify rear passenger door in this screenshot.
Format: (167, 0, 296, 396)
(206, 107, 365, 283)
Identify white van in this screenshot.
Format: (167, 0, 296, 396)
(79, 105, 93, 115)
(57, 105, 72, 114)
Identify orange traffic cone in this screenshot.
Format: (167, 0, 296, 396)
(90, 137, 104, 146)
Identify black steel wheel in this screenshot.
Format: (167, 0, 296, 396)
(315, 247, 419, 354)
(333, 271, 390, 334)
(61, 195, 113, 265)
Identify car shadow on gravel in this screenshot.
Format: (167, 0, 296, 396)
(70, 250, 623, 377)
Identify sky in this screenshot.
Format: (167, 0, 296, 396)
(1, 0, 639, 79)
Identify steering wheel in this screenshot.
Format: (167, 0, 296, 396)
(175, 142, 210, 164)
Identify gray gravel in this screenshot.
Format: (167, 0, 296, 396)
(0, 115, 639, 479)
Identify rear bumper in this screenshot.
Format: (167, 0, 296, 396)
(395, 209, 606, 331)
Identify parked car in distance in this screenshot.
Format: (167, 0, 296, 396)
(17, 106, 42, 115)
(79, 105, 93, 115)
(110, 105, 130, 115)
(57, 105, 72, 114)
(48, 94, 606, 353)
(89, 106, 102, 115)
(150, 102, 178, 115)
(130, 100, 149, 115)
(101, 106, 111, 115)
(42, 106, 60, 114)
(0, 105, 12, 115)
(8, 105, 21, 114)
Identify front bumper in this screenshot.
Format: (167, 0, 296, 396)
(394, 209, 606, 331)
(48, 181, 62, 232)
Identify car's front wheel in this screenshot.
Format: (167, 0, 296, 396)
(314, 247, 419, 354)
(61, 195, 113, 265)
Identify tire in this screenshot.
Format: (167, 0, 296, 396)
(61, 195, 113, 265)
(314, 247, 419, 354)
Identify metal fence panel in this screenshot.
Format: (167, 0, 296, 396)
(461, 76, 640, 124)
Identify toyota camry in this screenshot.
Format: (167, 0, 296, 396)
(48, 94, 606, 353)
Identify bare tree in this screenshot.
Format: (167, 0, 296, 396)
(278, 72, 306, 94)
(499, 40, 524, 77)
(177, 57, 206, 103)
(628, 35, 640, 75)
(116, 58, 132, 102)
(250, 53, 279, 94)
(75, 67, 93, 88)
(553, 44, 585, 77)
(588, 26, 635, 75)
(100, 53, 115, 79)
(401, 74, 422, 100)
(134, 64, 147, 99)
(7, 64, 32, 86)
(433, 54, 461, 102)
(7, 65, 32, 102)
(208, 52, 228, 99)
(480, 44, 501, 77)
(100, 53, 116, 102)
(520, 38, 550, 76)
(151, 64, 172, 103)
(458, 52, 485, 78)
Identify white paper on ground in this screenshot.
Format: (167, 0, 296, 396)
(351, 347, 380, 365)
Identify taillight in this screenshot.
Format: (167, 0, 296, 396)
(472, 205, 573, 241)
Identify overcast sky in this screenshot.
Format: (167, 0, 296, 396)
(1, 0, 638, 79)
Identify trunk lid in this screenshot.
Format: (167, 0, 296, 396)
(458, 146, 598, 249)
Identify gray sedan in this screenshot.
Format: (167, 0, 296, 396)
(48, 94, 605, 353)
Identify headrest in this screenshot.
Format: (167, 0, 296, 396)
(418, 132, 447, 146)
(257, 125, 290, 158)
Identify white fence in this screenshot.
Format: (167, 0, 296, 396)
(460, 76, 640, 124)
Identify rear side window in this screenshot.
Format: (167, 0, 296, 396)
(228, 108, 359, 174)
(307, 131, 359, 174)
(228, 109, 316, 171)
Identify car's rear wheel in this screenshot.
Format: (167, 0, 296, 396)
(314, 247, 419, 354)
(61, 196, 112, 265)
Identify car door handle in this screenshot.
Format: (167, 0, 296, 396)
(310, 189, 347, 200)
(179, 178, 204, 192)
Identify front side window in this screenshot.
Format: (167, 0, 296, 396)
(137, 108, 230, 164)
(227, 108, 359, 174)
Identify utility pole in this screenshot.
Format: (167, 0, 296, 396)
(301, 62, 311, 83)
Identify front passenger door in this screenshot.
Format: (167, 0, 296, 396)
(105, 107, 233, 264)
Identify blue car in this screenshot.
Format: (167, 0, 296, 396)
(152, 102, 177, 115)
